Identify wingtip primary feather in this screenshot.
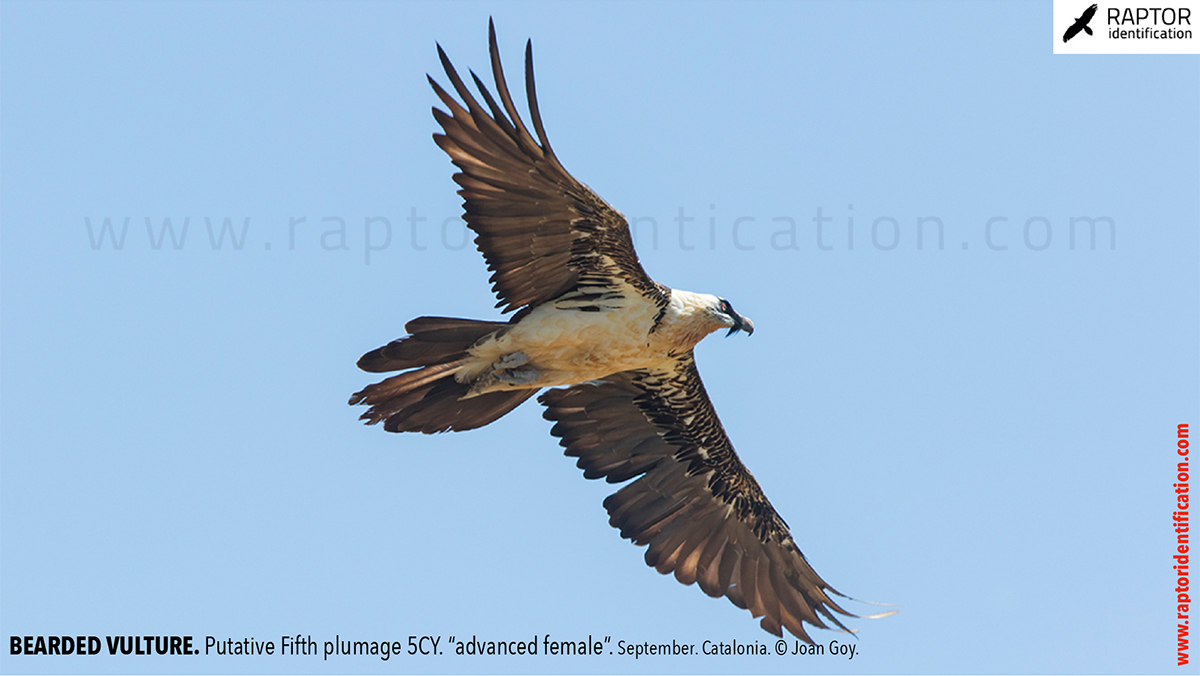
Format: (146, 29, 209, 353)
(486, 17, 542, 159)
(523, 38, 556, 158)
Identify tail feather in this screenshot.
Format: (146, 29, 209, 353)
(349, 358, 469, 417)
(383, 378, 536, 433)
(351, 316, 536, 434)
(357, 316, 508, 373)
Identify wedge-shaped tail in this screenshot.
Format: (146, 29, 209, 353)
(350, 316, 535, 434)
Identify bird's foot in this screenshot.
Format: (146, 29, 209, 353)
(465, 352, 539, 395)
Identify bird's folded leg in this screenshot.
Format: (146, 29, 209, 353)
(465, 352, 540, 395)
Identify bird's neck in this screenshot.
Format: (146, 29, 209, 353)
(658, 289, 720, 349)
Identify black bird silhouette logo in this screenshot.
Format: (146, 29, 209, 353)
(1063, 3, 1099, 42)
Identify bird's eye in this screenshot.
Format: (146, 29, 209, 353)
(719, 300, 733, 314)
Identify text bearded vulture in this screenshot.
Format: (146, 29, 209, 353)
(350, 20, 891, 642)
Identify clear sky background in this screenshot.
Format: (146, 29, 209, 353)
(1, 1, 1197, 674)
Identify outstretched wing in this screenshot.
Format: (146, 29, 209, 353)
(429, 20, 666, 316)
(1063, 21, 1083, 42)
(1081, 3, 1097, 23)
(540, 355, 870, 642)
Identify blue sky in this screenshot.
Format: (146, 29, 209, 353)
(1, 1, 1196, 674)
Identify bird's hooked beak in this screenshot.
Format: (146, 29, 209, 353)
(726, 312, 754, 337)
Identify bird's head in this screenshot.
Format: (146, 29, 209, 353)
(664, 290, 755, 346)
(711, 297, 754, 337)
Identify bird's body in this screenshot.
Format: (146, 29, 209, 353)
(350, 20, 890, 642)
(462, 288, 739, 393)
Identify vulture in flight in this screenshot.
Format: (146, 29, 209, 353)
(1063, 3, 1098, 42)
(351, 20, 889, 642)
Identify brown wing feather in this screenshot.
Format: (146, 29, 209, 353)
(430, 20, 666, 315)
(539, 355, 857, 642)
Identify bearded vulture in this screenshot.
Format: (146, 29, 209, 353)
(350, 20, 887, 642)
